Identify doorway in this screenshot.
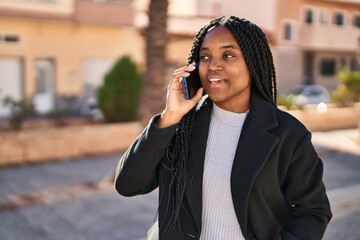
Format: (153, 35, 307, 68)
(33, 59, 55, 115)
(0, 57, 22, 118)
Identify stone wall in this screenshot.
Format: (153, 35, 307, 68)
(0, 122, 143, 167)
(286, 105, 359, 132)
(0, 105, 358, 168)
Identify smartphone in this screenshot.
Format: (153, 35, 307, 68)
(182, 63, 201, 100)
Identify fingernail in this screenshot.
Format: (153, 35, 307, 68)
(189, 62, 196, 68)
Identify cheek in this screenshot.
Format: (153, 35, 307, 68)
(198, 66, 207, 83)
(238, 67, 251, 83)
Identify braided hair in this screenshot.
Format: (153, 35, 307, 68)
(160, 16, 277, 238)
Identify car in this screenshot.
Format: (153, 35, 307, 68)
(281, 84, 331, 107)
(80, 97, 103, 121)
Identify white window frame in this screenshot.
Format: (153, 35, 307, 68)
(352, 12, 360, 28)
(319, 8, 329, 25)
(302, 6, 317, 26)
(332, 9, 348, 27)
(319, 57, 337, 77)
(33, 0, 58, 3)
(281, 20, 297, 44)
(0, 32, 21, 45)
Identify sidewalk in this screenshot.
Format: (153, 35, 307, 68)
(0, 154, 160, 240)
(0, 129, 358, 240)
(312, 128, 360, 155)
(0, 154, 120, 197)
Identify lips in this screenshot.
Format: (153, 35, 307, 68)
(208, 77, 225, 87)
(209, 78, 221, 84)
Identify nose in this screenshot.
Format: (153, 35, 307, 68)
(208, 58, 223, 72)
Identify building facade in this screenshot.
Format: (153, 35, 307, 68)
(1, 0, 359, 117)
(0, 0, 142, 117)
(139, 0, 360, 92)
(275, 0, 360, 92)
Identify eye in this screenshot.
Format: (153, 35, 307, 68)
(199, 55, 209, 61)
(224, 53, 234, 59)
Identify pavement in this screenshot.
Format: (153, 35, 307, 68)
(0, 128, 359, 240)
(311, 128, 360, 155)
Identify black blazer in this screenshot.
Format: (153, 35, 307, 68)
(115, 90, 332, 240)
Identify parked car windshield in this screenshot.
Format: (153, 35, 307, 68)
(281, 84, 330, 106)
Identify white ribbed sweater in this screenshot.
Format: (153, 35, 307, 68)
(199, 104, 248, 240)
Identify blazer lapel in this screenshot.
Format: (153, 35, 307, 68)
(185, 103, 212, 231)
(230, 90, 280, 237)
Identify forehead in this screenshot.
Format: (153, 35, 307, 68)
(201, 26, 239, 48)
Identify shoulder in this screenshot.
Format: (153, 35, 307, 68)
(272, 107, 311, 144)
(275, 107, 307, 131)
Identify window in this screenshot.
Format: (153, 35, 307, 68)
(283, 22, 294, 41)
(320, 59, 336, 76)
(91, 0, 133, 3)
(350, 57, 359, 71)
(353, 15, 360, 28)
(33, 0, 57, 3)
(36, 68, 47, 94)
(304, 9, 314, 24)
(333, 12, 345, 26)
(319, 8, 328, 25)
(0, 34, 20, 44)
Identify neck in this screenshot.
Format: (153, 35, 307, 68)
(215, 99, 250, 113)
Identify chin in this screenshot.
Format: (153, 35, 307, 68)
(207, 94, 225, 104)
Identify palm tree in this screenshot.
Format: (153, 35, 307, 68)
(102, 0, 169, 184)
(139, 0, 169, 124)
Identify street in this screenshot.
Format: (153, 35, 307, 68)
(0, 130, 359, 240)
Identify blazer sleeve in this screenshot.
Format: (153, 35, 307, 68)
(114, 115, 178, 197)
(281, 132, 332, 240)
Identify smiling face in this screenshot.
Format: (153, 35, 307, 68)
(198, 26, 251, 113)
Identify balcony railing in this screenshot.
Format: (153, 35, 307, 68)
(75, 0, 134, 25)
(299, 24, 360, 51)
(78, 0, 133, 4)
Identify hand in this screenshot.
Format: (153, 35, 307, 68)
(157, 63, 204, 128)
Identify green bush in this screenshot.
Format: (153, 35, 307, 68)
(2, 96, 35, 130)
(277, 94, 296, 110)
(332, 69, 360, 106)
(97, 56, 142, 122)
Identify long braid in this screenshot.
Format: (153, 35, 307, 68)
(160, 16, 277, 238)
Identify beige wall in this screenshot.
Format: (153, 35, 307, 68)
(0, 0, 74, 15)
(75, 0, 134, 25)
(300, 24, 360, 51)
(0, 17, 144, 98)
(273, 46, 304, 92)
(167, 36, 194, 65)
(197, 0, 277, 32)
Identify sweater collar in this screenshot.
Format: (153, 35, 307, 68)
(212, 103, 249, 127)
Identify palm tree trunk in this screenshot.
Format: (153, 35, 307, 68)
(139, 0, 169, 124)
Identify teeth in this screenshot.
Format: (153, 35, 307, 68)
(209, 78, 221, 82)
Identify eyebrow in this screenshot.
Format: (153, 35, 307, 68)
(200, 44, 240, 51)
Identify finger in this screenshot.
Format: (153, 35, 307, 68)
(184, 63, 197, 73)
(174, 63, 196, 75)
(169, 72, 190, 85)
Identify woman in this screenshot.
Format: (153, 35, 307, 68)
(115, 16, 332, 240)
